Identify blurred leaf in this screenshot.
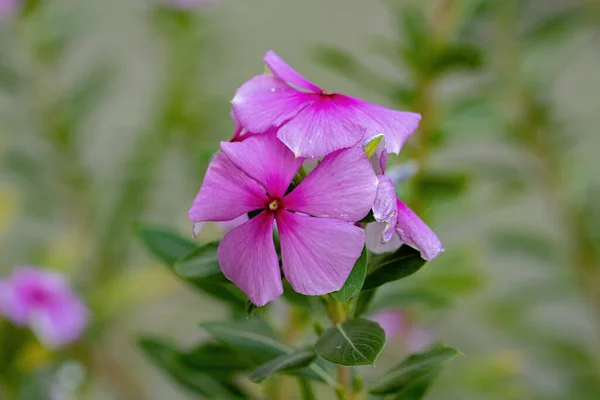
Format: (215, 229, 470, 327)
(138, 337, 244, 399)
(67, 63, 116, 128)
(201, 319, 333, 384)
(396, 6, 430, 71)
(369, 345, 459, 395)
(0, 56, 20, 94)
(525, 9, 583, 46)
(282, 280, 314, 308)
(489, 229, 560, 263)
(136, 225, 246, 308)
(369, 288, 450, 313)
(182, 342, 255, 371)
(174, 241, 228, 283)
(416, 171, 469, 201)
(248, 350, 317, 383)
(136, 225, 196, 266)
(429, 43, 483, 76)
(331, 246, 368, 302)
(363, 246, 427, 290)
(392, 368, 441, 400)
(315, 318, 385, 366)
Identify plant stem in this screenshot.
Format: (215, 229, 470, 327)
(325, 297, 354, 400)
(298, 378, 317, 400)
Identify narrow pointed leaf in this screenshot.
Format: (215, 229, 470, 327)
(363, 246, 427, 290)
(315, 318, 385, 366)
(136, 226, 196, 266)
(182, 342, 255, 371)
(249, 350, 317, 383)
(201, 320, 334, 385)
(369, 345, 459, 395)
(174, 242, 229, 283)
(331, 246, 368, 302)
(138, 337, 243, 399)
(392, 368, 441, 400)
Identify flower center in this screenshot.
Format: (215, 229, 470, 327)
(268, 199, 280, 211)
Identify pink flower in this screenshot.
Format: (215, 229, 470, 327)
(232, 50, 421, 158)
(369, 309, 431, 353)
(0, 267, 88, 348)
(188, 134, 378, 306)
(366, 149, 443, 260)
(0, 0, 19, 21)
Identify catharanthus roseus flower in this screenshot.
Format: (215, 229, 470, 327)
(0, 0, 18, 21)
(232, 50, 421, 158)
(369, 309, 431, 353)
(189, 134, 378, 306)
(0, 267, 88, 348)
(366, 149, 443, 259)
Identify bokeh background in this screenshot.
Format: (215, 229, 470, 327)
(1, 0, 600, 399)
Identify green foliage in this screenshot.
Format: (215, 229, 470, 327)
(248, 350, 317, 383)
(363, 246, 427, 290)
(331, 247, 368, 302)
(315, 318, 386, 366)
(138, 337, 245, 399)
(369, 345, 460, 396)
(174, 241, 228, 283)
(136, 226, 196, 266)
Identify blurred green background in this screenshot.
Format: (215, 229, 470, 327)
(1, 0, 600, 399)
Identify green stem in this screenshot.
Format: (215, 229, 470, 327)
(326, 297, 353, 400)
(298, 378, 317, 400)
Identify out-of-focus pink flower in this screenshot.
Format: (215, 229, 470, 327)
(0, 267, 88, 348)
(0, 0, 19, 21)
(369, 309, 431, 353)
(189, 134, 378, 306)
(232, 50, 421, 158)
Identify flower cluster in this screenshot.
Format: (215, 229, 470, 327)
(189, 51, 443, 306)
(0, 266, 88, 348)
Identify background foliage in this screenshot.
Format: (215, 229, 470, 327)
(1, 0, 599, 399)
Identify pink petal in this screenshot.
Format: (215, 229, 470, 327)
(365, 222, 402, 254)
(221, 135, 303, 198)
(336, 95, 421, 155)
(232, 75, 312, 134)
(369, 310, 406, 340)
(276, 96, 365, 158)
(277, 211, 365, 295)
(31, 294, 88, 348)
(396, 199, 444, 261)
(188, 152, 268, 222)
(264, 50, 322, 93)
(373, 175, 398, 243)
(217, 211, 282, 306)
(284, 146, 378, 222)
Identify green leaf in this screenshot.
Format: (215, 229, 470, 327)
(369, 345, 460, 395)
(201, 319, 335, 385)
(392, 368, 441, 400)
(415, 171, 469, 202)
(182, 342, 255, 371)
(363, 246, 427, 290)
(364, 135, 383, 158)
(174, 241, 228, 283)
(249, 350, 317, 383)
(138, 337, 243, 399)
(136, 226, 196, 266)
(353, 289, 376, 318)
(315, 318, 385, 366)
(331, 247, 368, 302)
(429, 43, 483, 76)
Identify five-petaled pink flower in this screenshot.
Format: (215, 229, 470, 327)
(232, 50, 422, 158)
(189, 134, 378, 306)
(0, 266, 88, 348)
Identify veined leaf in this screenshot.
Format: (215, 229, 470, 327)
(174, 242, 228, 283)
(249, 350, 317, 383)
(315, 318, 385, 366)
(363, 246, 427, 290)
(136, 226, 196, 266)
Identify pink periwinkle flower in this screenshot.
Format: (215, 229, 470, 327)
(188, 134, 378, 306)
(0, 267, 88, 348)
(370, 309, 431, 353)
(365, 142, 443, 260)
(232, 50, 421, 158)
(0, 0, 19, 21)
